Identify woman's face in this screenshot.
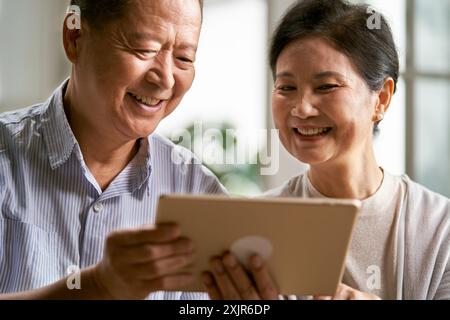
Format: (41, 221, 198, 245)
(272, 37, 380, 166)
(73, 0, 202, 140)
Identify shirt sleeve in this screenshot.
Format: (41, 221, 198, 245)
(189, 161, 228, 196)
(0, 155, 5, 210)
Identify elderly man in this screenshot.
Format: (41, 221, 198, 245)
(0, 0, 226, 299)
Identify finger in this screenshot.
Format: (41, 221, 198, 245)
(249, 255, 279, 300)
(109, 223, 182, 246)
(117, 237, 195, 264)
(145, 273, 195, 292)
(202, 272, 223, 300)
(332, 283, 350, 300)
(348, 290, 364, 300)
(210, 258, 241, 300)
(313, 295, 332, 300)
(133, 253, 195, 280)
(222, 253, 260, 300)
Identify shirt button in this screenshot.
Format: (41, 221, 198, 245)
(93, 202, 104, 213)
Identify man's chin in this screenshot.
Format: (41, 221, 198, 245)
(136, 125, 159, 139)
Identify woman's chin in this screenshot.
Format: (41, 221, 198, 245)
(292, 151, 331, 166)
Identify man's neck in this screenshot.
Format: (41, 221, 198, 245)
(63, 81, 139, 191)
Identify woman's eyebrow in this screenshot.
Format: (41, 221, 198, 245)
(276, 71, 348, 81)
(313, 71, 347, 80)
(275, 71, 295, 79)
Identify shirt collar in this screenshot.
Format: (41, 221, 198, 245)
(41, 79, 77, 170)
(41, 80, 153, 195)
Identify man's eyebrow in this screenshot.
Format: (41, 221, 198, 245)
(128, 32, 197, 51)
(177, 43, 198, 52)
(129, 32, 156, 41)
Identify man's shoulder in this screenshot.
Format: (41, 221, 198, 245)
(0, 104, 46, 127)
(149, 133, 202, 165)
(0, 104, 47, 150)
(149, 133, 227, 194)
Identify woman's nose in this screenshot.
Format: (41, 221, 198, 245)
(290, 96, 320, 119)
(146, 50, 175, 91)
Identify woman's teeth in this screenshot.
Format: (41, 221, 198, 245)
(296, 127, 331, 136)
(130, 93, 161, 106)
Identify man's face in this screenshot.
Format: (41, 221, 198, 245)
(73, 0, 202, 141)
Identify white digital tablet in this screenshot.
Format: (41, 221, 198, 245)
(156, 195, 360, 296)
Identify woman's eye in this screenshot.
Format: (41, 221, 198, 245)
(277, 85, 296, 92)
(317, 84, 339, 91)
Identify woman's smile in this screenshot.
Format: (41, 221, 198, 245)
(292, 126, 333, 142)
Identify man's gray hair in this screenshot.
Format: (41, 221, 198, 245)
(69, 0, 204, 29)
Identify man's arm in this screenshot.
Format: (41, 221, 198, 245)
(0, 266, 109, 300)
(0, 223, 195, 300)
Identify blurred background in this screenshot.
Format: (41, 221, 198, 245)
(0, 0, 448, 197)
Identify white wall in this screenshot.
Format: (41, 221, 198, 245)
(0, 0, 69, 112)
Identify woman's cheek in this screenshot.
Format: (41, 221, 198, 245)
(272, 96, 288, 119)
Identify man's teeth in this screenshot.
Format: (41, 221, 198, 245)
(297, 127, 331, 136)
(132, 94, 161, 106)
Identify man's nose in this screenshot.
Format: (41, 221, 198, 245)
(290, 94, 320, 119)
(146, 50, 175, 91)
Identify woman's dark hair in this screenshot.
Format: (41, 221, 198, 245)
(69, 0, 204, 30)
(270, 0, 399, 92)
(269, 0, 399, 132)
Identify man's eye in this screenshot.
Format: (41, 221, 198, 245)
(136, 50, 158, 56)
(177, 57, 194, 63)
(317, 84, 339, 91)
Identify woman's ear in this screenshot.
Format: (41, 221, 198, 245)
(372, 78, 395, 122)
(62, 13, 83, 64)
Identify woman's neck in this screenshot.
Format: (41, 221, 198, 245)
(308, 151, 383, 200)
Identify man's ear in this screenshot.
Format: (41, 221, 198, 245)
(372, 78, 395, 122)
(62, 13, 83, 64)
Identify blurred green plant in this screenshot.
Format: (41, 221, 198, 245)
(167, 122, 263, 197)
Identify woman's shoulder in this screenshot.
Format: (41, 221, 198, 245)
(393, 173, 450, 248)
(398, 174, 449, 215)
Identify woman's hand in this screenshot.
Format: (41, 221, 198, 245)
(314, 283, 381, 300)
(202, 252, 279, 300)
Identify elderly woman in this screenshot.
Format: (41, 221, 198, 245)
(203, 0, 449, 300)
(0, 0, 226, 299)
